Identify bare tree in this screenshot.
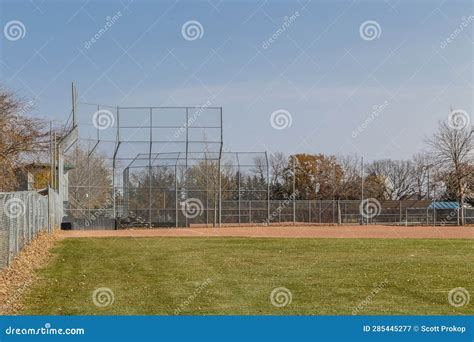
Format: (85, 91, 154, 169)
(367, 159, 415, 200)
(335, 155, 362, 200)
(0, 88, 50, 191)
(426, 120, 473, 224)
(268, 152, 287, 198)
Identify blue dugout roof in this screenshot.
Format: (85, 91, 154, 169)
(428, 201, 460, 209)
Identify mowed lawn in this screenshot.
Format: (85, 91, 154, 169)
(21, 237, 473, 315)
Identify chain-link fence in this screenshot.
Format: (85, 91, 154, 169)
(217, 199, 473, 227)
(0, 190, 62, 270)
(62, 197, 473, 229)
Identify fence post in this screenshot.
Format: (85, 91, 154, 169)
(249, 201, 252, 223)
(319, 201, 322, 223)
(337, 200, 341, 225)
(293, 198, 296, 225)
(399, 202, 402, 224)
(308, 201, 311, 223)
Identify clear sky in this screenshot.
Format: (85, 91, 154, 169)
(0, 0, 472, 161)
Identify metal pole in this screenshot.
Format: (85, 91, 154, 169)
(206, 155, 209, 227)
(52, 131, 55, 191)
(293, 155, 296, 224)
(72, 82, 76, 127)
(399, 202, 402, 225)
(236, 153, 241, 225)
(309, 201, 311, 223)
(427, 166, 430, 199)
(218, 158, 222, 227)
(249, 200, 252, 223)
(175, 164, 178, 227)
(219, 108, 223, 227)
(49, 122, 53, 187)
(361, 156, 365, 225)
(147, 108, 152, 227)
(113, 107, 120, 224)
(185, 108, 189, 228)
(265, 151, 270, 223)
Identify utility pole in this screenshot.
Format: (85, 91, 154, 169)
(361, 156, 365, 225)
(293, 155, 296, 224)
(49, 122, 53, 188)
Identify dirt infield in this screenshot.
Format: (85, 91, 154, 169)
(62, 225, 474, 239)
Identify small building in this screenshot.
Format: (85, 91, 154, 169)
(15, 163, 74, 201)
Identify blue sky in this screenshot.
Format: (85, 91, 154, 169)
(0, 0, 472, 161)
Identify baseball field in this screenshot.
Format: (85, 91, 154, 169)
(16, 226, 473, 315)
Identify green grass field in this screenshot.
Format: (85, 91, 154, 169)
(21, 237, 473, 315)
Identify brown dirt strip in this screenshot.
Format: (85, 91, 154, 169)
(0, 229, 63, 314)
(62, 225, 474, 239)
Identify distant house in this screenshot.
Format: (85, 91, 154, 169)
(15, 163, 74, 200)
